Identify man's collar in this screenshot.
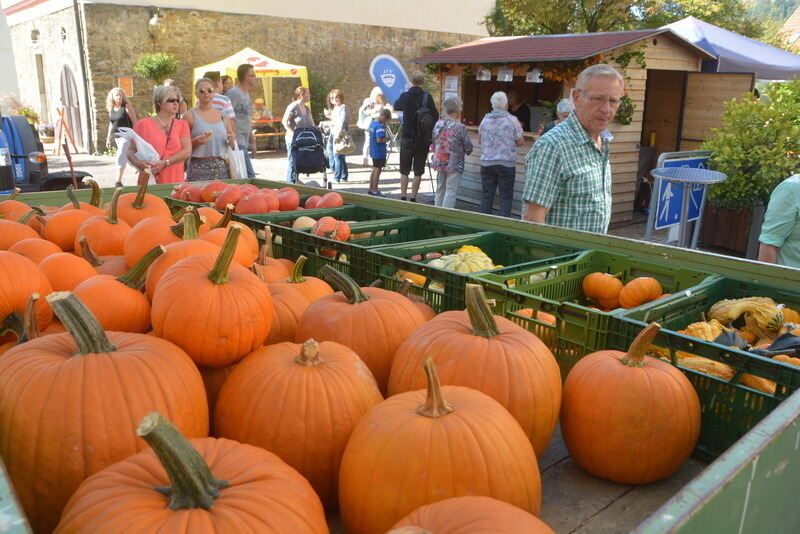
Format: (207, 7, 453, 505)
(565, 113, 612, 147)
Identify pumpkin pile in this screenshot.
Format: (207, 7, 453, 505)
(582, 272, 667, 310)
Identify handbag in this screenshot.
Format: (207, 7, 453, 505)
(225, 145, 247, 179)
(334, 131, 356, 155)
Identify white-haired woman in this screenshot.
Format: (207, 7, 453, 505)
(431, 95, 472, 208)
(542, 98, 574, 134)
(128, 85, 191, 184)
(357, 86, 390, 166)
(478, 91, 524, 217)
(105, 87, 138, 187)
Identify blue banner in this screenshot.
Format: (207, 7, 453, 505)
(369, 54, 410, 106)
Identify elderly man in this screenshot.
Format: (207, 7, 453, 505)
(522, 64, 624, 234)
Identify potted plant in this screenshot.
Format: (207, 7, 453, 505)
(700, 82, 800, 257)
(132, 52, 179, 85)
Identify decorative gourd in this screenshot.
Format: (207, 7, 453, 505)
(271, 255, 334, 302)
(73, 246, 164, 332)
(78, 236, 128, 277)
(263, 283, 311, 345)
(295, 265, 426, 393)
(116, 180, 172, 226)
(0, 215, 40, 250)
(389, 284, 561, 457)
(779, 305, 800, 324)
(54, 412, 327, 534)
(152, 225, 275, 367)
(397, 280, 436, 321)
(581, 272, 624, 309)
(8, 237, 62, 264)
(678, 319, 727, 341)
(389, 496, 556, 534)
(38, 252, 99, 292)
(122, 213, 185, 267)
(310, 216, 351, 258)
(0, 251, 53, 337)
(74, 188, 132, 257)
(396, 269, 427, 287)
(215, 339, 383, 508)
(617, 277, 663, 309)
(0, 293, 208, 533)
(292, 215, 317, 229)
(339, 358, 541, 534)
(250, 227, 291, 283)
(428, 252, 494, 274)
(561, 323, 700, 484)
(145, 212, 221, 301)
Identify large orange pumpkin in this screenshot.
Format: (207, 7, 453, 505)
(271, 254, 334, 302)
(0, 251, 53, 335)
(0, 187, 29, 220)
(389, 284, 561, 457)
(74, 188, 132, 257)
(0, 292, 208, 533)
(561, 323, 700, 484)
(55, 413, 327, 534)
(42, 206, 93, 252)
(151, 225, 274, 367)
(396, 280, 436, 321)
(263, 283, 311, 344)
(0, 217, 40, 250)
(339, 358, 542, 534)
(8, 237, 62, 264)
(116, 180, 172, 226)
(122, 213, 184, 267)
(38, 252, 98, 292)
(215, 339, 383, 508)
(582, 272, 624, 309)
(389, 496, 555, 534)
(60, 182, 106, 216)
(78, 235, 129, 277)
(200, 225, 258, 267)
(295, 265, 426, 393)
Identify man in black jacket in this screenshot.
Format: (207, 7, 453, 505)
(393, 71, 439, 202)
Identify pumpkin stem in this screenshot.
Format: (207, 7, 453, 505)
(398, 280, 427, 304)
(0, 312, 24, 343)
(5, 187, 20, 200)
(465, 284, 500, 338)
(86, 179, 102, 207)
(620, 322, 662, 367)
(249, 264, 265, 281)
(416, 357, 453, 419)
(208, 225, 241, 285)
(132, 180, 148, 209)
(181, 207, 198, 240)
(214, 204, 234, 229)
(46, 291, 117, 354)
(170, 218, 187, 239)
(295, 339, 323, 367)
(172, 206, 188, 222)
(136, 412, 229, 510)
(118, 246, 165, 290)
(288, 255, 308, 283)
(320, 264, 369, 303)
(65, 185, 82, 209)
(261, 226, 275, 259)
(107, 188, 122, 225)
(18, 209, 41, 225)
(78, 236, 103, 267)
(22, 293, 40, 341)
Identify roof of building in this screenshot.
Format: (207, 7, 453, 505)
(414, 28, 715, 63)
(781, 5, 800, 45)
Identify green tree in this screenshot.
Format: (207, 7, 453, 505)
(484, 0, 646, 35)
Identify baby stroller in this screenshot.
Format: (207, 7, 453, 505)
(290, 125, 329, 188)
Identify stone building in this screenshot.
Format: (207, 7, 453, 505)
(3, 0, 492, 153)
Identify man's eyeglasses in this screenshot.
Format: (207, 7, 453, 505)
(577, 90, 622, 108)
(197, 88, 214, 94)
(164, 98, 181, 104)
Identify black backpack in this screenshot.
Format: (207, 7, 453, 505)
(413, 92, 436, 148)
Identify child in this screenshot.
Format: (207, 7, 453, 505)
(367, 109, 391, 196)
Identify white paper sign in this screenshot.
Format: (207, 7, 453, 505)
(497, 67, 513, 82)
(476, 68, 491, 81)
(526, 68, 543, 83)
(444, 76, 459, 92)
(444, 92, 459, 101)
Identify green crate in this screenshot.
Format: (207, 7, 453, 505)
(613, 277, 800, 461)
(365, 232, 579, 313)
(270, 216, 482, 283)
(472, 249, 718, 377)
(237, 205, 398, 228)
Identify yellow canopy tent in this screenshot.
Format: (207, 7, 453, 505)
(192, 47, 309, 110)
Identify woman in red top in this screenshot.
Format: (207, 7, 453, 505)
(128, 85, 191, 184)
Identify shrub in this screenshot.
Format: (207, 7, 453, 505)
(132, 53, 179, 85)
(308, 71, 343, 124)
(702, 85, 800, 211)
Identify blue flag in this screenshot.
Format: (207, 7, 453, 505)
(369, 54, 410, 106)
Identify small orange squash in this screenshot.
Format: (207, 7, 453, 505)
(74, 188, 131, 257)
(618, 277, 663, 309)
(271, 255, 334, 302)
(78, 236, 129, 277)
(38, 252, 98, 292)
(116, 179, 172, 226)
(582, 272, 623, 309)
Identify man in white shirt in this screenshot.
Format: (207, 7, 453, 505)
(204, 70, 235, 134)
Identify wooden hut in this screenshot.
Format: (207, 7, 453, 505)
(414, 29, 755, 225)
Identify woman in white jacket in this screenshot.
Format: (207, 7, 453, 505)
(326, 89, 350, 183)
(357, 87, 390, 166)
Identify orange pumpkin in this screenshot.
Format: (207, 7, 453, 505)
(310, 216, 350, 258)
(305, 195, 321, 209)
(78, 236, 129, 277)
(389, 284, 562, 457)
(582, 272, 623, 309)
(42, 205, 94, 252)
(151, 225, 275, 367)
(250, 227, 291, 282)
(116, 180, 172, 226)
(197, 205, 223, 234)
(561, 323, 700, 484)
(0, 251, 53, 335)
(396, 280, 436, 320)
(779, 305, 800, 323)
(263, 283, 311, 345)
(618, 277, 663, 309)
(295, 265, 427, 393)
(0, 293, 40, 351)
(0, 187, 29, 220)
(0, 217, 40, 250)
(60, 183, 106, 216)
(0, 293, 208, 534)
(198, 364, 236, 430)
(122, 213, 184, 267)
(8, 237, 62, 264)
(390, 496, 556, 534)
(74, 188, 132, 257)
(200, 180, 228, 202)
(38, 252, 98, 292)
(271, 255, 334, 302)
(339, 358, 541, 534)
(317, 191, 344, 208)
(55, 413, 327, 534)
(215, 339, 383, 508)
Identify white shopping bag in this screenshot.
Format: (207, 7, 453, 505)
(226, 145, 247, 179)
(117, 127, 160, 184)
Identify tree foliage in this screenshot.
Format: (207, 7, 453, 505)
(132, 53, 179, 85)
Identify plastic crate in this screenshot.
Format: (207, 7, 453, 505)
(270, 216, 482, 282)
(613, 277, 800, 460)
(236, 205, 398, 228)
(473, 249, 718, 377)
(365, 232, 579, 313)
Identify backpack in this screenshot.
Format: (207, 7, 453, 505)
(413, 92, 436, 148)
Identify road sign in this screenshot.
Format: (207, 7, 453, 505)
(653, 156, 710, 230)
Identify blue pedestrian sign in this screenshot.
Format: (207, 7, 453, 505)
(653, 157, 709, 230)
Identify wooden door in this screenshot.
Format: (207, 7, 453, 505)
(678, 72, 754, 150)
(59, 65, 84, 152)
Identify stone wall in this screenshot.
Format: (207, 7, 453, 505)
(82, 4, 479, 153)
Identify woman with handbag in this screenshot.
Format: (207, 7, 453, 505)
(128, 85, 191, 184)
(183, 77, 237, 181)
(327, 89, 351, 183)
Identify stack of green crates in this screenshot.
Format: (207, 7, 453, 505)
(615, 277, 800, 460)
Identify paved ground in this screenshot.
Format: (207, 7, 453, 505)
(46, 145, 661, 242)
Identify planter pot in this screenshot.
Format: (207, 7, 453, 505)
(699, 203, 765, 259)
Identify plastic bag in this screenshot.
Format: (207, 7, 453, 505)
(116, 127, 158, 184)
(226, 145, 247, 179)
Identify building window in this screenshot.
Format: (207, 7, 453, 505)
(31, 29, 40, 44)
(61, 27, 67, 41)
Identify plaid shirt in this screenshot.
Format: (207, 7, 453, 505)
(522, 113, 613, 233)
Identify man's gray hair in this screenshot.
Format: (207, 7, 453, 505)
(556, 98, 574, 114)
(575, 64, 624, 91)
(153, 85, 180, 112)
(490, 91, 508, 110)
(410, 71, 425, 86)
(442, 95, 463, 115)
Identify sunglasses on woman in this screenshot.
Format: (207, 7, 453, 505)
(164, 98, 181, 104)
(197, 88, 214, 94)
